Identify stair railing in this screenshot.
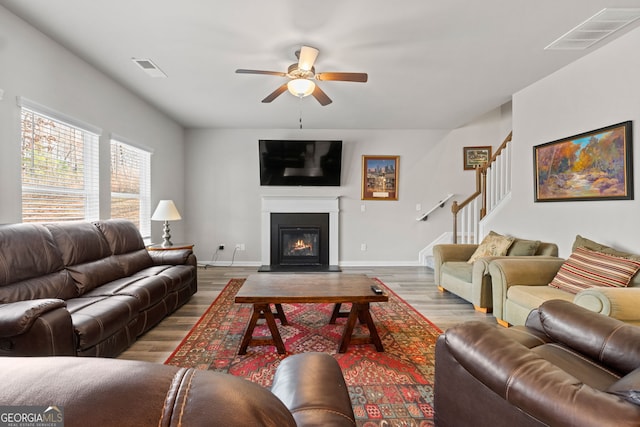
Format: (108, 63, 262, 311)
(416, 193, 454, 221)
(451, 132, 512, 243)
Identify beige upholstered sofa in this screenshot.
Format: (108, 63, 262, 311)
(433, 234, 558, 312)
(490, 235, 640, 327)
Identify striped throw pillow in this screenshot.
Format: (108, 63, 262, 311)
(549, 247, 640, 294)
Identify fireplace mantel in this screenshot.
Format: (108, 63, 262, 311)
(261, 196, 340, 266)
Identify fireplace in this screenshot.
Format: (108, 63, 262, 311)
(269, 213, 330, 270)
(260, 197, 340, 272)
(280, 227, 320, 265)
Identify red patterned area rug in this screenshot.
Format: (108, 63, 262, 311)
(165, 278, 442, 427)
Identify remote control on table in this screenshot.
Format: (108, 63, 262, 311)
(371, 285, 383, 294)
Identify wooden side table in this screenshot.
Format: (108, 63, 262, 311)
(147, 243, 194, 251)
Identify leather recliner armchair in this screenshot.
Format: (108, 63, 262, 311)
(434, 299, 640, 427)
(0, 352, 356, 427)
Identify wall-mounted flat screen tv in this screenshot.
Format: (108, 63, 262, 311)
(259, 140, 342, 186)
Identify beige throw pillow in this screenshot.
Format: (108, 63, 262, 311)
(467, 231, 515, 264)
(507, 239, 541, 256)
(573, 235, 640, 261)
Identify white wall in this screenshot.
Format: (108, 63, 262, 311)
(0, 7, 185, 239)
(485, 26, 640, 257)
(184, 107, 510, 265)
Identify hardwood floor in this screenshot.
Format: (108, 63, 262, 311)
(118, 266, 496, 363)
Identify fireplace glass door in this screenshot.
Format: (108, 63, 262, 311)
(279, 227, 320, 265)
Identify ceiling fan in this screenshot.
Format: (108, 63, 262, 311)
(236, 45, 368, 106)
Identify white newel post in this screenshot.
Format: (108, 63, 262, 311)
(261, 196, 340, 266)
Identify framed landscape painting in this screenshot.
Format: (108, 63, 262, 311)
(533, 121, 633, 202)
(463, 146, 492, 170)
(362, 155, 399, 200)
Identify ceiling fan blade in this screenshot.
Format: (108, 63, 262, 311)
(315, 72, 368, 83)
(311, 85, 332, 106)
(298, 46, 319, 71)
(236, 69, 287, 77)
(261, 83, 289, 103)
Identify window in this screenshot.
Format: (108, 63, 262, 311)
(110, 139, 151, 238)
(20, 100, 100, 223)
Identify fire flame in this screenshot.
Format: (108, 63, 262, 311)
(293, 239, 313, 251)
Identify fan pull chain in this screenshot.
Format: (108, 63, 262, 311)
(299, 99, 303, 129)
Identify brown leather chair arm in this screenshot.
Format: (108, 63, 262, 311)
(0, 357, 298, 427)
(443, 320, 640, 427)
(0, 299, 67, 337)
(271, 352, 356, 426)
(0, 300, 75, 356)
(533, 300, 640, 374)
(148, 249, 195, 266)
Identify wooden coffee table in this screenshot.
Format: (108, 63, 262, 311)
(234, 273, 389, 354)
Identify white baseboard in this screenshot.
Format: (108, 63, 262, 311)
(198, 260, 425, 268)
(339, 260, 423, 267)
(197, 260, 261, 268)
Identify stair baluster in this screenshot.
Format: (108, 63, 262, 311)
(452, 132, 512, 243)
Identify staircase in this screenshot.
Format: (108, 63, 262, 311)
(451, 132, 513, 244)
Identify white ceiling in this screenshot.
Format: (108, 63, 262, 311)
(2, 0, 640, 130)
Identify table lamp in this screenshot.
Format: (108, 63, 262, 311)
(151, 200, 182, 247)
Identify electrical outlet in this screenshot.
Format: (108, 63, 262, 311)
(218, 244, 225, 250)
(361, 243, 367, 251)
(235, 243, 245, 251)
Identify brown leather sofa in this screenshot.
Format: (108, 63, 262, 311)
(0, 352, 356, 426)
(0, 219, 197, 357)
(434, 300, 640, 427)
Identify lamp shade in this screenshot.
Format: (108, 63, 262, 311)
(287, 79, 315, 98)
(151, 200, 182, 221)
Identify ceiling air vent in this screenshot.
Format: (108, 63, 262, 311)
(132, 58, 167, 78)
(545, 8, 640, 50)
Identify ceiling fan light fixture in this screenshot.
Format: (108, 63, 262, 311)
(287, 78, 315, 98)
(298, 46, 319, 71)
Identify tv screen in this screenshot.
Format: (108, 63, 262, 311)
(259, 140, 342, 186)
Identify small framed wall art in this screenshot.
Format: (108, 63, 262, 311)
(533, 121, 633, 202)
(361, 155, 399, 200)
(463, 146, 492, 170)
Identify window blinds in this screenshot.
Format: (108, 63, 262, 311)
(20, 107, 100, 223)
(110, 140, 151, 238)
